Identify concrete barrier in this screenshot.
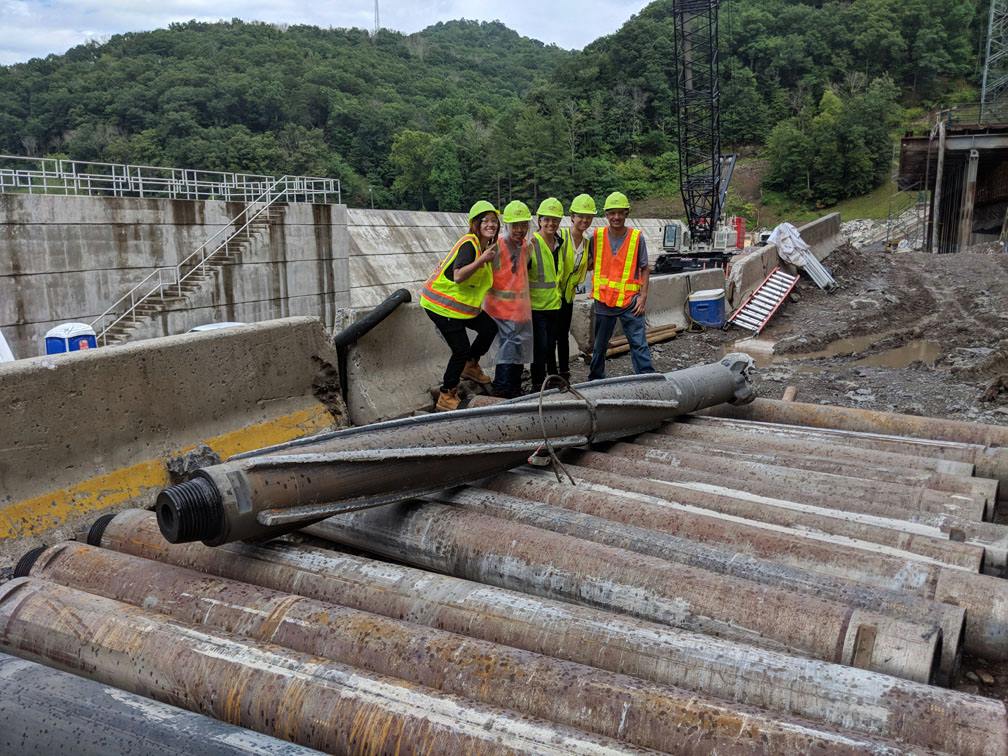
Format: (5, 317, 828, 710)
(0, 316, 346, 565)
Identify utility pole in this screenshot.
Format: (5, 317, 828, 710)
(981, 0, 1008, 123)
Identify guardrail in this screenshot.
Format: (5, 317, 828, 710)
(0, 155, 340, 204)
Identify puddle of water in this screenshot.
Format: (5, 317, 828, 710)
(725, 336, 942, 370)
(850, 340, 941, 368)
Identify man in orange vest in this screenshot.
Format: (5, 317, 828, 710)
(588, 191, 654, 381)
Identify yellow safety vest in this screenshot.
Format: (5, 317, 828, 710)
(419, 233, 493, 319)
(558, 228, 591, 303)
(592, 227, 641, 309)
(529, 232, 562, 311)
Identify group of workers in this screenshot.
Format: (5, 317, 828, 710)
(420, 191, 654, 411)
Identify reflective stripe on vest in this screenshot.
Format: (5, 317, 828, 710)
(592, 227, 641, 309)
(419, 233, 491, 319)
(559, 228, 591, 303)
(529, 233, 562, 311)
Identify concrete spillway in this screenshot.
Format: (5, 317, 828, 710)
(3, 398, 1008, 753)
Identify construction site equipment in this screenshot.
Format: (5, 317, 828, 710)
(332, 288, 412, 400)
(302, 500, 942, 681)
(768, 222, 838, 291)
(86, 509, 1007, 754)
(21, 541, 923, 755)
(0, 578, 641, 755)
(727, 267, 800, 334)
(0, 651, 315, 756)
(604, 325, 679, 357)
(154, 356, 755, 546)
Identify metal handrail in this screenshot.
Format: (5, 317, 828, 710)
(89, 174, 339, 344)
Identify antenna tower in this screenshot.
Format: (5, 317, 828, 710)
(374, 0, 381, 36)
(981, 0, 1008, 123)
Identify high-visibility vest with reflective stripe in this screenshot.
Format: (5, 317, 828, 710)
(529, 232, 562, 311)
(420, 233, 492, 319)
(558, 228, 591, 303)
(592, 227, 642, 309)
(483, 236, 532, 323)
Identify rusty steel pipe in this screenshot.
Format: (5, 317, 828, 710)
(0, 578, 647, 756)
(571, 450, 1008, 574)
(607, 442, 987, 522)
(0, 651, 316, 756)
(699, 398, 1008, 498)
(25, 541, 925, 755)
(641, 431, 995, 510)
(302, 502, 943, 681)
(88, 510, 1007, 754)
(486, 471, 1008, 662)
(154, 356, 756, 546)
(440, 486, 965, 678)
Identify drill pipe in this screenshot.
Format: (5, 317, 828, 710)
(699, 398, 1008, 499)
(302, 502, 942, 681)
(154, 356, 755, 546)
(0, 651, 317, 756)
(607, 442, 987, 522)
(572, 450, 1008, 575)
(89, 510, 1006, 754)
(438, 486, 966, 678)
(648, 427, 997, 504)
(25, 541, 919, 755)
(485, 471, 1007, 662)
(0, 578, 647, 756)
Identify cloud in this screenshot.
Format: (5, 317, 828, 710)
(0, 0, 651, 64)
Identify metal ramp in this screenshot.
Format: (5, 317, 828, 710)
(727, 267, 799, 334)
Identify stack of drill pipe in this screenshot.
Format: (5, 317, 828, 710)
(558, 456, 985, 570)
(435, 486, 969, 679)
(0, 579, 642, 755)
(0, 651, 316, 756)
(86, 509, 1008, 754)
(698, 397, 1008, 501)
(153, 356, 756, 546)
(19, 541, 959, 755)
(297, 500, 943, 681)
(571, 446, 1008, 575)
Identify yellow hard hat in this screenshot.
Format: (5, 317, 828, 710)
(468, 200, 499, 222)
(536, 197, 564, 218)
(569, 194, 597, 215)
(603, 191, 630, 211)
(502, 200, 532, 223)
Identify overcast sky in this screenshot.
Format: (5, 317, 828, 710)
(0, 0, 653, 65)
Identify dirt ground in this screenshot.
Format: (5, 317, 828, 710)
(570, 239, 1008, 700)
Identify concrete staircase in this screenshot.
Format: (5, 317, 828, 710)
(101, 204, 287, 344)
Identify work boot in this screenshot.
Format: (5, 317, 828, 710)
(435, 388, 461, 412)
(461, 359, 492, 385)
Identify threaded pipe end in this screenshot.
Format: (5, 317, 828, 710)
(156, 477, 224, 543)
(13, 546, 47, 578)
(86, 513, 117, 547)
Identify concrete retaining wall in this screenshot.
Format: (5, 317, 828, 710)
(0, 195, 349, 357)
(725, 213, 841, 311)
(0, 316, 346, 565)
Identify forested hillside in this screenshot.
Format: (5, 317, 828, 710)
(0, 0, 987, 211)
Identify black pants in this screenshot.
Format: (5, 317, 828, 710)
(530, 309, 559, 389)
(492, 363, 524, 398)
(426, 309, 498, 391)
(555, 300, 574, 375)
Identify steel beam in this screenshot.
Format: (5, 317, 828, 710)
(154, 357, 756, 546)
(0, 651, 315, 756)
(23, 541, 916, 755)
(87, 509, 1005, 754)
(302, 502, 942, 681)
(0, 578, 641, 756)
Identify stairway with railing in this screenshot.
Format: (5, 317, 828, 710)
(81, 173, 341, 345)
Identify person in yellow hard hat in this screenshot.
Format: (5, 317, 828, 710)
(485, 200, 534, 398)
(554, 193, 596, 382)
(588, 191, 654, 381)
(419, 200, 500, 411)
(528, 197, 564, 389)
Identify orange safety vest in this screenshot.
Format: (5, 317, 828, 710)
(483, 236, 532, 323)
(592, 227, 642, 309)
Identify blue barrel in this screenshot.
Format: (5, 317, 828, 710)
(688, 289, 726, 328)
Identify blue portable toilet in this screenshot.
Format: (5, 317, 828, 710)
(44, 323, 98, 354)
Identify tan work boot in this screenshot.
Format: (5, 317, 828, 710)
(461, 359, 492, 385)
(435, 388, 461, 411)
